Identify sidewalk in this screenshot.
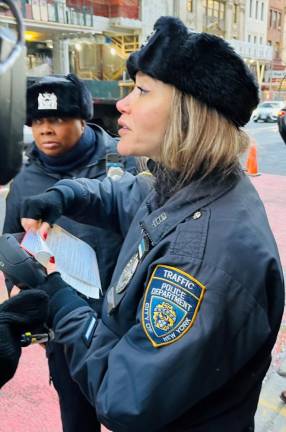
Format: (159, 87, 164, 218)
(251, 174, 286, 268)
(250, 174, 286, 431)
(0, 173, 285, 432)
(0, 345, 61, 432)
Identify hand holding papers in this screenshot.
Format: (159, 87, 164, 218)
(21, 225, 102, 299)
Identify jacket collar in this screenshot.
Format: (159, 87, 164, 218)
(25, 123, 117, 178)
(140, 171, 241, 246)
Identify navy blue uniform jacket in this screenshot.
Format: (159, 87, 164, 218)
(41, 171, 285, 431)
(3, 124, 137, 293)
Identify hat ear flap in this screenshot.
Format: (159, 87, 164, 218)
(66, 73, 94, 120)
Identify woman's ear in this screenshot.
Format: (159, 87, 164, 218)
(81, 120, 86, 132)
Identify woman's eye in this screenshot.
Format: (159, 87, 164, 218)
(136, 86, 148, 95)
(32, 119, 42, 125)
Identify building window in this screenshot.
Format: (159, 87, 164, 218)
(278, 12, 282, 29)
(248, 34, 251, 42)
(275, 41, 280, 59)
(260, 36, 263, 44)
(273, 11, 277, 28)
(233, 3, 238, 24)
(269, 9, 272, 27)
(254, 35, 257, 44)
(187, 0, 193, 12)
(249, 0, 252, 17)
(255, 0, 258, 19)
(203, 0, 225, 21)
(261, 2, 264, 21)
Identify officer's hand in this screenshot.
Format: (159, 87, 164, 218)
(33, 272, 77, 326)
(0, 290, 49, 388)
(20, 190, 65, 238)
(35, 271, 69, 298)
(21, 218, 51, 240)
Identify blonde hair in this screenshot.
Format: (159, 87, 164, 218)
(160, 89, 249, 184)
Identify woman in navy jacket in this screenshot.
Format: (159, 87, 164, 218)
(19, 17, 284, 432)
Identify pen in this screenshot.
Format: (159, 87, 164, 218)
(20, 330, 54, 347)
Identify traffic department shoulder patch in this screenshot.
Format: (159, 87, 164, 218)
(142, 265, 206, 347)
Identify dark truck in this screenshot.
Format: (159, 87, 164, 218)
(277, 106, 286, 144)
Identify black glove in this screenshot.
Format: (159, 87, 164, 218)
(35, 272, 89, 326)
(0, 290, 49, 388)
(20, 190, 64, 225)
(36, 272, 70, 298)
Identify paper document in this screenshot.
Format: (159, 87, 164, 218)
(21, 225, 102, 299)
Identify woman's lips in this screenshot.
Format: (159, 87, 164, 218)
(118, 127, 130, 136)
(118, 120, 130, 136)
(41, 142, 60, 148)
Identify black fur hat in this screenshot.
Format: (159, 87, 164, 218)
(26, 74, 94, 126)
(127, 16, 259, 127)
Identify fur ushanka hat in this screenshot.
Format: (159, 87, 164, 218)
(26, 74, 93, 126)
(127, 16, 259, 127)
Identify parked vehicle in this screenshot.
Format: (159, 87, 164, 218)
(277, 107, 286, 144)
(23, 125, 33, 147)
(251, 100, 285, 122)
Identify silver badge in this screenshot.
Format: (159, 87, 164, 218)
(107, 166, 124, 181)
(107, 286, 116, 312)
(115, 253, 139, 294)
(38, 92, 57, 110)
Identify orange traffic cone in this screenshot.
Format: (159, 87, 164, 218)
(245, 143, 260, 176)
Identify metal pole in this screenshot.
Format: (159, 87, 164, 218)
(269, 60, 273, 98)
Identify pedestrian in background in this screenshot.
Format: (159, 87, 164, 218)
(3, 74, 137, 432)
(19, 17, 284, 432)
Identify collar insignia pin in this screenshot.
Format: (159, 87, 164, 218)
(192, 211, 202, 220)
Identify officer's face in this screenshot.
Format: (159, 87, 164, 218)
(31, 117, 85, 157)
(116, 72, 173, 159)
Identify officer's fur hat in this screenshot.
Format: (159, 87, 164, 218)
(26, 74, 93, 126)
(127, 16, 259, 127)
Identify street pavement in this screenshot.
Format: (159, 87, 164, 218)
(244, 121, 286, 432)
(244, 122, 286, 176)
(250, 174, 286, 432)
(0, 122, 285, 431)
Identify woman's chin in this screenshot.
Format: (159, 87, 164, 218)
(117, 140, 137, 157)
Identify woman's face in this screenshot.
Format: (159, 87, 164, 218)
(31, 117, 84, 157)
(116, 72, 173, 159)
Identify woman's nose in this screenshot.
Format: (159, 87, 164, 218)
(40, 121, 53, 134)
(116, 93, 131, 114)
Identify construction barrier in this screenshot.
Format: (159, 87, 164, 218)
(245, 143, 260, 176)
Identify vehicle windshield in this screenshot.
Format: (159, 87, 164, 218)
(260, 102, 283, 108)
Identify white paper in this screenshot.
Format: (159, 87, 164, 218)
(21, 225, 102, 299)
(60, 271, 97, 299)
